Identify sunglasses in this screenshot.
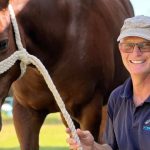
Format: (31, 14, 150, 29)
(118, 42, 150, 53)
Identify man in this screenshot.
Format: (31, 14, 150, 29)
(66, 15, 150, 150)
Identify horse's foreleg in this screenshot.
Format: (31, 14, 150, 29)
(79, 91, 103, 142)
(13, 99, 47, 150)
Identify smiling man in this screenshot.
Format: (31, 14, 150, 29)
(66, 15, 150, 150)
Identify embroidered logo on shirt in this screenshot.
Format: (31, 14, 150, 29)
(144, 119, 150, 125)
(143, 119, 150, 131)
(143, 126, 150, 131)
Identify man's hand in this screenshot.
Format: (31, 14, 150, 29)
(66, 128, 94, 150)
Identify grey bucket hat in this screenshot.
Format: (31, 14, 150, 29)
(117, 15, 150, 41)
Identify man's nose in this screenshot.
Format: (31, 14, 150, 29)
(132, 45, 142, 55)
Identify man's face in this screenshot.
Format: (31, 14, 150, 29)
(119, 36, 150, 77)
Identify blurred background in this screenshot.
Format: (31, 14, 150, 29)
(0, 1, 150, 150)
(130, 0, 150, 16)
(1, 105, 68, 150)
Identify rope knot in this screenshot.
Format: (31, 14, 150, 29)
(17, 49, 31, 78)
(18, 48, 30, 65)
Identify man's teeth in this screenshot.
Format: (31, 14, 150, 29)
(130, 60, 145, 64)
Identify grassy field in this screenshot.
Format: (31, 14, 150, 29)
(0, 113, 68, 150)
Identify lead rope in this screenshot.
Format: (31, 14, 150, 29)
(0, 4, 82, 150)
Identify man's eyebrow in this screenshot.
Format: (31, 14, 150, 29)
(121, 40, 150, 43)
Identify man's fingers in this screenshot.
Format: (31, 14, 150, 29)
(66, 128, 71, 134)
(77, 128, 90, 138)
(66, 128, 90, 140)
(66, 137, 80, 150)
(66, 137, 76, 144)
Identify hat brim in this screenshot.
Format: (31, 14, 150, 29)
(117, 28, 150, 41)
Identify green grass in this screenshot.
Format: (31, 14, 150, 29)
(0, 113, 69, 150)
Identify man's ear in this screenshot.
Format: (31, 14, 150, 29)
(0, 0, 9, 10)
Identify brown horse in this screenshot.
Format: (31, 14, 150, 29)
(0, 0, 134, 149)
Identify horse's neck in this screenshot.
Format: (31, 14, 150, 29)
(11, 0, 69, 67)
(10, 0, 84, 65)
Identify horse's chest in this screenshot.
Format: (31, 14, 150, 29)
(12, 67, 59, 111)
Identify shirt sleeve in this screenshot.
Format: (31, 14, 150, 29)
(103, 91, 119, 150)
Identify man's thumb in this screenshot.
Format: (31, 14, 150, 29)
(76, 129, 90, 138)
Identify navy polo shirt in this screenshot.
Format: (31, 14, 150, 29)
(104, 78, 150, 150)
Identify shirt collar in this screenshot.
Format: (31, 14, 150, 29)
(144, 96, 150, 103)
(120, 78, 150, 103)
(120, 77, 133, 99)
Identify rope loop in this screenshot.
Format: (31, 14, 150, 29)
(18, 50, 30, 78)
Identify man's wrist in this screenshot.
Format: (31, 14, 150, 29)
(101, 144, 112, 150)
(93, 142, 112, 150)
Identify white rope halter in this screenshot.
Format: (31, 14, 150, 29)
(0, 4, 82, 150)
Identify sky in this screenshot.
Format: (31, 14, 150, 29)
(130, 0, 150, 16)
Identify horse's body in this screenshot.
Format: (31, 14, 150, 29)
(0, 0, 134, 149)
